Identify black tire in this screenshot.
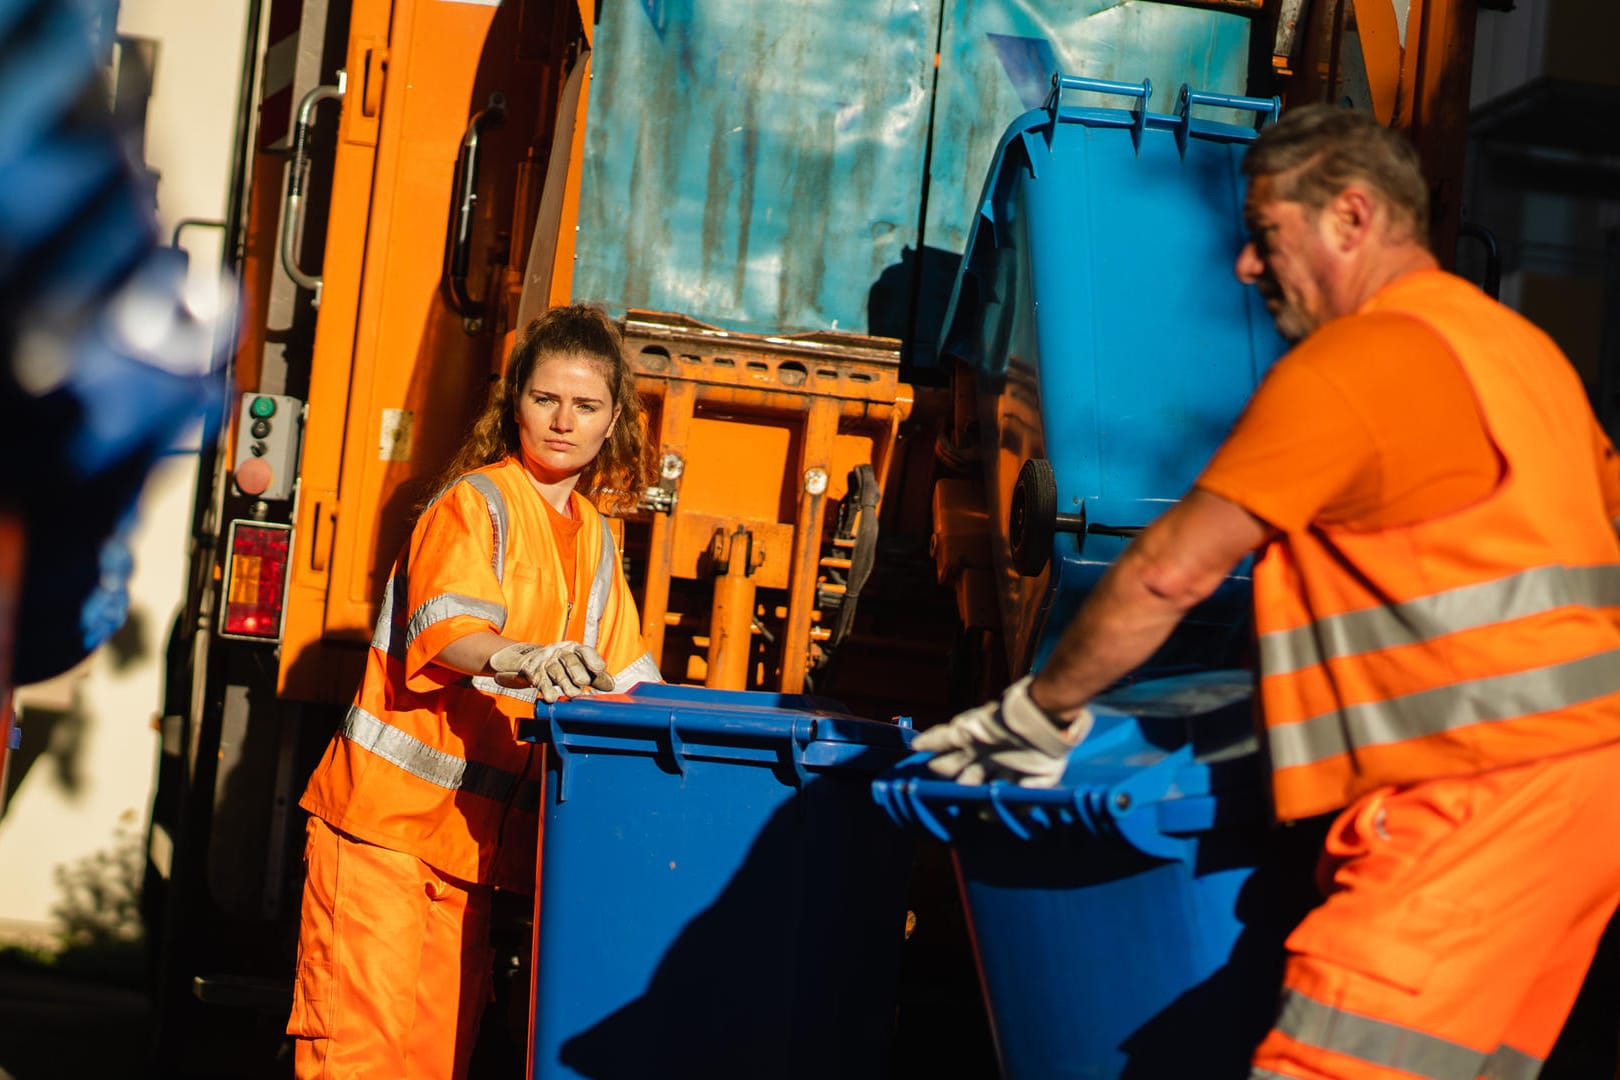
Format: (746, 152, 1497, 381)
(1009, 457, 1056, 577)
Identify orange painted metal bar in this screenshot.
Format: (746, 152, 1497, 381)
(1351, 0, 1403, 124)
(543, 48, 591, 308)
(1399, 0, 1477, 264)
(706, 527, 758, 690)
(516, 6, 593, 323)
(638, 377, 699, 663)
(778, 395, 842, 693)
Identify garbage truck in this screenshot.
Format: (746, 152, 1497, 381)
(140, 0, 1486, 1074)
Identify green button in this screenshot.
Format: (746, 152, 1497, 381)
(249, 396, 277, 419)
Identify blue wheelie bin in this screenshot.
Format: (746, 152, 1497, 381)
(889, 72, 1315, 1079)
(520, 682, 916, 1080)
(875, 672, 1321, 1079)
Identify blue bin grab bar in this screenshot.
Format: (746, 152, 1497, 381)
(1040, 74, 1279, 156)
(873, 679, 1266, 861)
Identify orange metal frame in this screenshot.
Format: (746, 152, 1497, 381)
(621, 311, 913, 693)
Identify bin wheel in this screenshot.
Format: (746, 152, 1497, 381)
(1009, 458, 1056, 577)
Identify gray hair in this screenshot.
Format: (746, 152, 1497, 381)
(1242, 104, 1429, 244)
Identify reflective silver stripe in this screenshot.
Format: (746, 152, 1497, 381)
(461, 472, 509, 584)
(404, 593, 506, 655)
(340, 704, 536, 806)
(612, 651, 663, 689)
(371, 472, 512, 657)
(372, 571, 409, 657)
(582, 518, 616, 649)
(1272, 989, 1486, 1080)
(1481, 1044, 1543, 1080)
(468, 675, 538, 704)
(1247, 1070, 1296, 1080)
(1267, 647, 1620, 771)
(1260, 564, 1620, 676)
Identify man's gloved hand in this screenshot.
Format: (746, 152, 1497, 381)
(488, 641, 616, 703)
(911, 675, 1093, 787)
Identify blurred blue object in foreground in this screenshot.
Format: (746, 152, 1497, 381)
(0, 0, 230, 684)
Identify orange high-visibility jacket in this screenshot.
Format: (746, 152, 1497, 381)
(1252, 270, 1620, 821)
(300, 456, 660, 889)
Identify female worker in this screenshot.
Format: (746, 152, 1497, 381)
(286, 304, 662, 1079)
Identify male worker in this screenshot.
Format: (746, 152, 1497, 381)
(915, 104, 1620, 1079)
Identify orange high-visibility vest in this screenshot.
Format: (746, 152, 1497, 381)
(1253, 270, 1620, 822)
(300, 457, 659, 889)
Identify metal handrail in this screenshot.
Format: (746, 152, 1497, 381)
(444, 92, 507, 326)
(279, 73, 346, 306)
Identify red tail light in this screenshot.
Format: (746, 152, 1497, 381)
(221, 521, 291, 640)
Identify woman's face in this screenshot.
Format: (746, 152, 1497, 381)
(515, 352, 619, 485)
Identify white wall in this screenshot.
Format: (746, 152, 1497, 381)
(0, 0, 251, 940)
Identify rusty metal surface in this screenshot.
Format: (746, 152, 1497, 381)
(573, 0, 939, 337)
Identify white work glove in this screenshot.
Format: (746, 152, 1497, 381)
(488, 641, 615, 703)
(912, 676, 1093, 787)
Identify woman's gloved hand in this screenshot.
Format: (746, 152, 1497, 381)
(911, 675, 1092, 787)
(488, 641, 616, 702)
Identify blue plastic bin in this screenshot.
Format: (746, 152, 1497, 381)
(875, 672, 1320, 1079)
(936, 75, 1285, 678)
(519, 682, 917, 1079)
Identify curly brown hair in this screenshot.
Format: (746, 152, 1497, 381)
(433, 304, 648, 514)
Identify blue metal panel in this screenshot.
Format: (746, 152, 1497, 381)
(940, 79, 1285, 674)
(920, 1, 1252, 363)
(573, 0, 939, 336)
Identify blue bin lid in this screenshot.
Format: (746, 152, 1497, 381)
(874, 671, 1264, 861)
(520, 683, 916, 801)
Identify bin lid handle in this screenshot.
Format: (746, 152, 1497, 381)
(904, 778, 954, 843)
(546, 707, 573, 803)
(986, 782, 1032, 841)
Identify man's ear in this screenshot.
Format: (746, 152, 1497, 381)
(1327, 185, 1377, 251)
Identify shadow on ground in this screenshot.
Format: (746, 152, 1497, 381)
(0, 947, 149, 1080)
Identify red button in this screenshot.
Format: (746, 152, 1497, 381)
(236, 456, 273, 495)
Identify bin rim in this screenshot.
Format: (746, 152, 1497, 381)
(520, 683, 916, 802)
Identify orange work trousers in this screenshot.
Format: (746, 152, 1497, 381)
(1251, 738, 1620, 1080)
(287, 817, 496, 1080)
